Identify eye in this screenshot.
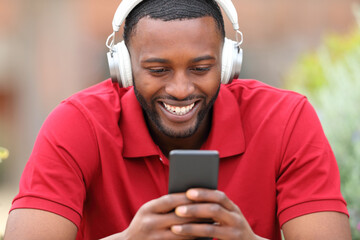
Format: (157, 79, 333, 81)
(149, 68, 167, 73)
(191, 66, 211, 73)
(148, 68, 169, 75)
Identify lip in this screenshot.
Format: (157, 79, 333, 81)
(157, 100, 201, 122)
(159, 98, 199, 107)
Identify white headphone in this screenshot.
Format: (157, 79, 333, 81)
(106, 0, 243, 87)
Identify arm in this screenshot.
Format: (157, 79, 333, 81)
(168, 189, 352, 240)
(5, 194, 197, 240)
(282, 211, 351, 240)
(4, 103, 94, 240)
(4, 209, 78, 240)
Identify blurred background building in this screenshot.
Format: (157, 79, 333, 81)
(0, 0, 359, 234)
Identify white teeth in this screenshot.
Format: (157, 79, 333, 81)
(163, 103, 195, 115)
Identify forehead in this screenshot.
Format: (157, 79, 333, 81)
(127, 16, 223, 54)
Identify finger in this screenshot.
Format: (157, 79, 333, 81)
(175, 203, 237, 226)
(131, 211, 200, 235)
(157, 212, 201, 229)
(147, 229, 197, 240)
(171, 223, 242, 239)
(186, 189, 240, 213)
(142, 193, 193, 214)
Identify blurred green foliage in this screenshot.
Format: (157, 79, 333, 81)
(0, 147, 9, 163)
(284, 11, 360, 239)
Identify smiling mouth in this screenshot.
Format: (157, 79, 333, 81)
(163, 102, 196, 116)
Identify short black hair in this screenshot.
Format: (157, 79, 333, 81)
(123, 0, 225, 46)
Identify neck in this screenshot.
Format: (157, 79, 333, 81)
(146, 112, 212, 158)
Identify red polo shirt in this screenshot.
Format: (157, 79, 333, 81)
(11, 79, 348, 240)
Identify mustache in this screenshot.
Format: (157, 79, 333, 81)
(152, 95, 204, 102)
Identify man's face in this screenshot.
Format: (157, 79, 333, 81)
(128, 16, 223, 138)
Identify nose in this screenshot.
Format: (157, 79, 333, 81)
(164, 71, 195, 100)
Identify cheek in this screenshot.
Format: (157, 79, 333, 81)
(198, 73, 221, 98)
(133, 73, 164, 102)
(208, 82, 221, 101)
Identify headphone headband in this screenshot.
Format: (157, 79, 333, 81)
(112, 0, 239, 32)
(112, 0, 143, 32)
(107, 0, 243, 87)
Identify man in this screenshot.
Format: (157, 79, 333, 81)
(4, 0, 351, 239)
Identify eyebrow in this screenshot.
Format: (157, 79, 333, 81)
(192, 55, 216, 63)
(142, 55, 216, 64)
(142, 58, 170, 64)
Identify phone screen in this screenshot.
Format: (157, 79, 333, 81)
(168, 150, 219, 194)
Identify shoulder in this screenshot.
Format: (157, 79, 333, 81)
(222, 79, 309, 122)
(35, 80, 131, 178)
(64, 79, 128, 118)
(224, 79, 306, 104)
(55, 79, 132, 132)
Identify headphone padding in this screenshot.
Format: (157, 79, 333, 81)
(117, 41, 133, 87)
(221, 38, 234, 84)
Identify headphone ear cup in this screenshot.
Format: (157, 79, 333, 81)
(221, 37, 243, 84)
(107, 45, 121, 84)
(117, 41, 133, 87)
(107, 41, 133, 87)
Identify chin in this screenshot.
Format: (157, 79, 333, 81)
(158, 122, 199, 139)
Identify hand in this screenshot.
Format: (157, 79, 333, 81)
(170, 188, 268, 240)
(116, 193, 199, 240)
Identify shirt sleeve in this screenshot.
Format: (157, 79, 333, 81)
(276, 97, 348, 226)
(11, 101, 99, 228)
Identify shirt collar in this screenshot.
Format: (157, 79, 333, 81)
(200, 85, 245, 158)
(121, 85, 245, 159)
(121, 88, 159, 158)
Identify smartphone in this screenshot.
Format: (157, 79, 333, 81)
(168, 149, 219, 194)
(168, 150, 219, 240)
